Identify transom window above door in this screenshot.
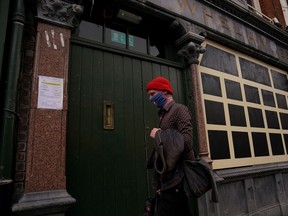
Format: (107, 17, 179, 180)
(73, 17, 178, 62)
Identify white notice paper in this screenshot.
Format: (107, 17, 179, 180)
(37, 76, 64, 110)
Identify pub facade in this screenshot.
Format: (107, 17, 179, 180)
(0, 0, 288, 215)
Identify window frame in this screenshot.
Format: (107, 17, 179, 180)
(199, 40, 288, 170)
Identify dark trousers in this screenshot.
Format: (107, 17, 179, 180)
(154, 186, 192, 216)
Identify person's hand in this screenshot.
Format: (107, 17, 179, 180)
(156, 189, 161, 195)
(150, 128, 160, 138)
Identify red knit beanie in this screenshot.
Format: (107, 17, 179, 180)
(146, 77, 173, 95)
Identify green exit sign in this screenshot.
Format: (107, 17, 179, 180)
(111, 30, 134, 47)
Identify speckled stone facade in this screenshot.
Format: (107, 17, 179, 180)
(12, 21, 75, 216)
(24, 22, 70, 192)
(14, 21, 71, 195)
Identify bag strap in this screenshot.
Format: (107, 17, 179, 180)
(154, 131, 166, 174)
(191, 145, 200, 160)
(190, 145, 219, 202)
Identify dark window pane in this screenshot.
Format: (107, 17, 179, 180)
(225, 79, 242, 101)
(201, 73, 222, 97)
(262, 90, 275, 107)
(228, 104, 246, 126)
(208, 130, 230, 159)
(245, 85, 260, 104)
(248, 107, 264, 128)
(252, 132, 269, 156)
(284, 134, 288, 154)
(269, 133, 284, 155)
(148, 36, 165, 58)
(147, 23, 172, 59)
(129, 29, 147, 54)
(265, 111, 280, 129)
(105, 23, 126, 48)
(232, 132, 251, 158)
(271, 70, 288, 92)
(276, 93, 288, 109)
(240, 58, 271, 86)
(280, 113, 288, 129)
(205, 100, 226, 125)
(200, 45, 238, 76)
(75, 20, 103, 42)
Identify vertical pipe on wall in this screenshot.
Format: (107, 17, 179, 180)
(0, 0, 11, 82)
(0, 0, 25, 179)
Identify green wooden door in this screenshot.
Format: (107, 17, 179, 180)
(66, 42, 186, 216)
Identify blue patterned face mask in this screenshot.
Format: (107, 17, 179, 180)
(150, 92, 167, 109)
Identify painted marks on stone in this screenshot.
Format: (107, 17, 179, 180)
(51, 30, 57, 50)
(60, 33, 65, 47)
(45, 30, 51, 48)
(44, 30, 66, 50)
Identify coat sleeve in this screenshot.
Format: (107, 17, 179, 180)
(175, 105, 194, 160)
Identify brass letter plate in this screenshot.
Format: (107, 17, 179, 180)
(103, 101, 114, 130)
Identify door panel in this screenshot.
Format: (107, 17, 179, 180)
(66, 42, 185, 216)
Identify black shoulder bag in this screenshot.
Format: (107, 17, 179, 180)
(182, 146, 218, 202)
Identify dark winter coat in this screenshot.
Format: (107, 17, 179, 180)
(147, 129, 185, 191)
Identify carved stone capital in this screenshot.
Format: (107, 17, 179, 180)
(177, 41, 206, 65)
(170, 19, 206, 66)
(37, 0, 83, 28)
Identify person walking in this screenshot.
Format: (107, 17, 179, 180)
(146, 76, 194, 216)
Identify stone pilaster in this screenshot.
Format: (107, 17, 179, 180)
(170, 19, 211, 163)
(12, 1, 83, 215)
